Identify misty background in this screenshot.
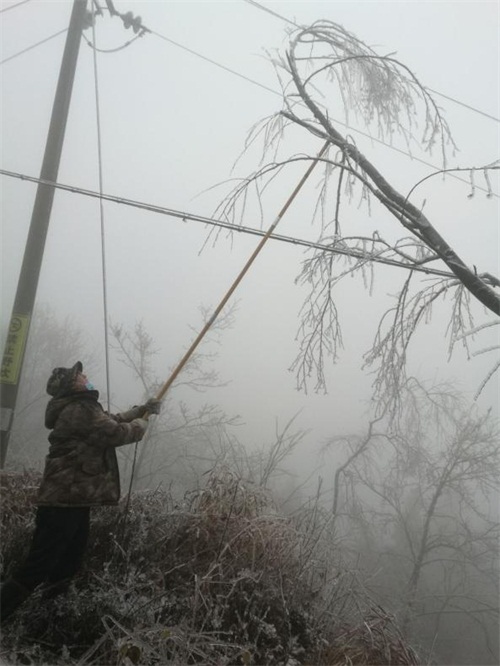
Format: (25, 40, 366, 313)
(1, 1, 499, 663)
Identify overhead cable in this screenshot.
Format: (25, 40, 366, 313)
(148, 28, 498, 198)
(426, 88, 500, 124)
(149, 30, 280, 96)
(242, 0, 500, 124)
(0, 28, 68, 65)
(90, 18, 112, 411)
(1, 4, 147, 65)
(243, 0, 296, 26)
(0, 168, 460, 280)
(0, 0, 32, 13)
(82, 30, 145, 53)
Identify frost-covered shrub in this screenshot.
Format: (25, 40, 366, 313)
(1, 468, 420, 665)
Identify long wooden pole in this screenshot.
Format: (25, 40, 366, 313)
(151, 141, 330, 409)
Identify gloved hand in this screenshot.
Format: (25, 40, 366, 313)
(144, 398, 161, 415)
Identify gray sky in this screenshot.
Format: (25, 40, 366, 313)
(1, 0, 499, 455)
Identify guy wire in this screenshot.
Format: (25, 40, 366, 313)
(89, 10, 140, 524)
(91, 15, 112, 412)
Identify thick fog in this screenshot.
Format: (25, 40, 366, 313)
(2, 1, 498, 433)
(1, 2, 499, 662)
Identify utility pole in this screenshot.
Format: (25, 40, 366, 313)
(0, 0, 89, 467)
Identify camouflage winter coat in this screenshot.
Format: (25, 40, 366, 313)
(37, 390, 146, 507)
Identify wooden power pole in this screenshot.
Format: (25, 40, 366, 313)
(0, 0, 89, 467)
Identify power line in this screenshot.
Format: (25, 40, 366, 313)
(148, 27, 498, 198)
(82, 30, 145, 53)
(90, 17, 112, 411)
(149, 30, 280, 97)
(1, 8, 144, 66)
(3, 8, 495, 199)
(243, 0, 296, 27)
(0, 0, 32, 14)
(0, 167, 459, 280)
(4, 0, 496, 123)
(242, 0, 500, 124)
(426, 88, 500, 124)
(0, 28, 68, 65)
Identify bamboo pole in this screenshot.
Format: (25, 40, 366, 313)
(152, 140, 330, 409)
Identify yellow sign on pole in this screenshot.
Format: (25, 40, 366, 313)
(0, 314, 30, 385)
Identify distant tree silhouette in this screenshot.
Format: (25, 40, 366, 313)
(325, 379, 499, 664)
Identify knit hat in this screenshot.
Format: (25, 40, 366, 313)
(46, 361, 83, 397)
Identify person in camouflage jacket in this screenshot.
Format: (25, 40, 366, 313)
(0, 361, 161, 622)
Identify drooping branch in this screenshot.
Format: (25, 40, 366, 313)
(213, 19, 499, 397)
(283, 26, 500, 315)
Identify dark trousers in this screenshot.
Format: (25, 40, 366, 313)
(13, 506, 90, 591)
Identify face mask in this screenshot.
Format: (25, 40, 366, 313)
(85, 382, 95, 391)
